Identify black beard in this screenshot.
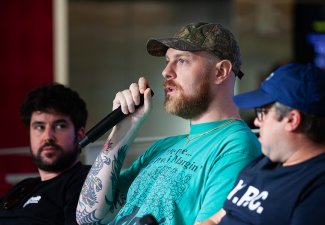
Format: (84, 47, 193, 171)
(32, 140, 79, 172)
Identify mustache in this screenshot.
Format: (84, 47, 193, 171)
(39, 141, 63, 152)
(163, 80, 180, 89)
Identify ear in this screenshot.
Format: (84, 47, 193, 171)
(76, 127, 85, 142)
(214, 60, 233, 84)
(284, 110, 301, 132)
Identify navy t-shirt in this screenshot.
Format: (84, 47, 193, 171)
(219, 153, 325, 225)
(0, 162, 91, 225)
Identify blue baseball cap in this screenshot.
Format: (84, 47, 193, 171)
(233, 63, 325, 116)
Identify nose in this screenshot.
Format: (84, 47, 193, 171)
(253, 117, 261, 128)
(43, 127, 56, 143)
(162, 62, 176, 80)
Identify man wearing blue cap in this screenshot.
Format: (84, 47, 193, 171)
(205, 63, 325, 225)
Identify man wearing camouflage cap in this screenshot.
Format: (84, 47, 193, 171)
(77, 22, 261, 225)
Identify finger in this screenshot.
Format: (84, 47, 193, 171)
(129, 82, 141, 106)
(138, 77, 148, 94)
(113, 91, 127, 114)
(143, 87, 152, 113)
(113, 90, 135, 114)
(122, 89, 136, 113)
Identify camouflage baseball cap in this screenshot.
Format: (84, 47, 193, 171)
(147, 22, 244, 79)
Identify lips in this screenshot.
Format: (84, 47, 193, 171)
(165, 86, 176, 95)
(40, 144, 61, 155)
(163, 79, 180, 97)
(42, 146, 57, 152)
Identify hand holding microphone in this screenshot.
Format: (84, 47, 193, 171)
(79, 86, 154, 148)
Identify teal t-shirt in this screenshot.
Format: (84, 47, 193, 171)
(112, 119, 261, 225)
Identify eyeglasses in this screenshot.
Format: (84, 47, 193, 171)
(254, 104, 273, 122)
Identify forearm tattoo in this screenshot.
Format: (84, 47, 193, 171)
(105, 146, 127, 213)
(77, 139, 128, 224)
(103, 139, 114, 155)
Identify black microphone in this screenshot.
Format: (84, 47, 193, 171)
(79, 90, 154, 148)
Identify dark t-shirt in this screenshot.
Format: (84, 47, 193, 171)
(219, 153, 325, 225)
(0, 162, 91, 225)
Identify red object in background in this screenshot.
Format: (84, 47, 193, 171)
(0, 0, 53, 148)
(0, 0, 53, 196)
(0, 154, 38, 196)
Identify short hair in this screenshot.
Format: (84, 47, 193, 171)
(20, 83, 88, 132)
(273, 102, 325, 144)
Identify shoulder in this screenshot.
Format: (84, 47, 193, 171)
(242, 155, 270, 170)
(218, 121, 261, 156)
(225, 120, 258, 139)
(213, 120, 260, 147)
(67, 162, 91, 173)
(58, 163, 91, 183)
(8, 177, 40, 193)
(1, 177, 40, 208)
(300, 154, 325, 180)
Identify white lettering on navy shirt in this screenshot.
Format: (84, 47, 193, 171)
(227, 179, 268, 214)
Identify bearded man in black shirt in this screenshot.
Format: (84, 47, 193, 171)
(0, 83, 91, 225)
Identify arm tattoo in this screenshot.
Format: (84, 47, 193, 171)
(81, 155, 111, 207)
(106, 145, 128, 212)
(76, 208, 105, 225)
(78, 139, 128, 223)
(103, 139, 114, 155)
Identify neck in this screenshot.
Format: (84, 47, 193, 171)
(190, 99, 240, 124)
(38, 160, 79, 181)
(282, 137, 325, 166)
(190, 75, 240, 124)
(39, 170, 61, 181)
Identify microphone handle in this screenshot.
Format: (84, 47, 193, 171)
(79, 91, 153, 148)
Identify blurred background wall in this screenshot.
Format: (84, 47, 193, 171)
(0, 0, 324, 196)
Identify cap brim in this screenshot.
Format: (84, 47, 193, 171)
(147, 38, 203, 56)
(233, 88, 275, 108)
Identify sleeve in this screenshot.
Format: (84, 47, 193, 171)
(63, 166, 90, 225)
(291, 180, 325, 225)
(195, 131, 261, 222)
